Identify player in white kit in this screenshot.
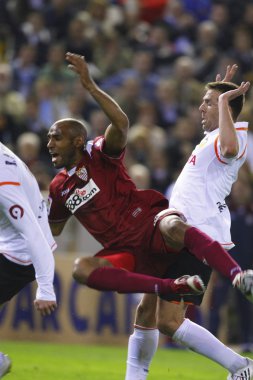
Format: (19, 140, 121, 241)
(0, 142, 57, 377)
(125, 73, 253, 379)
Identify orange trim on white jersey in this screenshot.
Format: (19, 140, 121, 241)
(235, 127, 248, 131)
(0, 181, 20, 186)
(214, 136, 227, 165)
(214, 133, 247, 164)
(236, 143, 247, 161)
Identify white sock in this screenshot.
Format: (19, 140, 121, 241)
(125, 326, 159, 380)
(173, 318, 247, 373)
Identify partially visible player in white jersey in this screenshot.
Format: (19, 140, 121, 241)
(125, 69, 253, 380)
(170, 125, 248, 249)
(0, 142, 57, 377)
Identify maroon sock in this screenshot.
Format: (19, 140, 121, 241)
(86, 267, 174, 294)
(184, 226, 241, 280)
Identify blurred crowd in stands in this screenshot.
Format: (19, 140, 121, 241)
(0, 0, 252, 348)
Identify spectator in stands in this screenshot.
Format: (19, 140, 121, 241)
(0, 63, 26, 123)
(19, 11, 51, 65)
(12, 43, 39, 97)
(101, 50, 160, 100)
(155, 78, 180, 130)
(16, 132, 54, 190)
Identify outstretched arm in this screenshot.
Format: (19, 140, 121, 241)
(66, 52, 129, 155)
(219, 81, 250, 158)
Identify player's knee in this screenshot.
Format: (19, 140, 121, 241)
(72, 257, 94, 284)
(156, 315, 183, 337)
(73, 257, 111, 284)
(160, 216, 184, 236)
(156, 320, 175, 337)
(159, 216, 187, 246)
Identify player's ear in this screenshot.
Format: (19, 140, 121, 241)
(74, 136, 85, 148)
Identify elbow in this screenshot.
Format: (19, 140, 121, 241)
(115, 112, 129, 138)
(221, 144, 239, 158)
(119, 111, 129, 130)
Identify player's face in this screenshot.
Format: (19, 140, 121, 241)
(47, 123, 82, 170)
(199, 89, 220, 132)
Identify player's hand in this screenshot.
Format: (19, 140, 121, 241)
(216, 64, 238, 82)
(34, 299, 57, 317)
(66, 52, 93, 89)
(219, 81, 250, 102)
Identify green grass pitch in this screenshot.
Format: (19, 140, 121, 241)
(1, 341, 251, 379)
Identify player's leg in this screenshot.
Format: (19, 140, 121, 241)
(159, 213, 253, 296)
(72, 252, 205, 295)
(125, 247, 214, 380)
(125, 294, 158, 380)
(156, 299, 249, 376)
(0, 255, 35, 377)
(208, 272, 230, 337)
(125, 248, 211, 380)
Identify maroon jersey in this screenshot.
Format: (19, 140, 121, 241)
(48, 136, 177, 275)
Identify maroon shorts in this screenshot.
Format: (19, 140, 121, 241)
(95, 208, 184, 277)
(95, 209, 211, 305)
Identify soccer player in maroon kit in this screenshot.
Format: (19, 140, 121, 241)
(47, 53, 205, 298)
(47, 53, 252, 301)
(47, 53, 253, 378)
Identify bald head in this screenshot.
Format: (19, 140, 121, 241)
(54, 118, 88, 141)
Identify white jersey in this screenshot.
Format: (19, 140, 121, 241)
(170, 122, 248, 249)
(0, 143, 56, 301)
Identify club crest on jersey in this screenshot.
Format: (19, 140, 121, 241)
(76, 166, 88, 181)
(65, 179, 100, 213)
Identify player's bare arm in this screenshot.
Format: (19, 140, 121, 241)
(218, 81, 250, 158)
(66, 52, 129, 155)
(34, 299, 57, 317)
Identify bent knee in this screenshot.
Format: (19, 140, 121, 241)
(157, 315, 184, 337)
(159, 215, 185, 235)
(157, 298, 186, 336)
(73, 257, 90, 284)
(72, 256, 112, 284)
(159, 216, 188, 248)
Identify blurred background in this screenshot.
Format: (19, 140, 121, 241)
(0, 0, 252, 351)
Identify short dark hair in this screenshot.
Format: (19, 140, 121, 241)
(205, 81, 244, 121)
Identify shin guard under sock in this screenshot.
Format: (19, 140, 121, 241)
(184, 227, 241, 280)
(87, 267, 174, 294)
